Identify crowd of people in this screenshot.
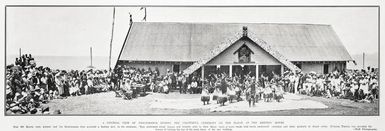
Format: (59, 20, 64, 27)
(281, 69, 379, 102)
(112, 65, 204, 100)
(5, 54, 379, 114)
(6, 54, 112, 114)
(112, 64, 379, 108)
(198, 68, 379, 107)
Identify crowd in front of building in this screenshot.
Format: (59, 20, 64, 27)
(112, 64, 379, 107)
(6, 54, 112, 114)
(5, 54, 379, 114)
(112, 65, 204, 100)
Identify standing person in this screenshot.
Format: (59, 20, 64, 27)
(190, 79, 198, 94)
(163, 78, 169, 94)
(46, 72, 55, 92)
(351, 81, 359, 101)
(246, 80, 257, 107)
(170, 72, 177, 90)
(86, 77, 93, 94)
(289, 73, 295, 93)
(359, 76, 369, 99)
(294, 73, 300, 94)
(275, 81, 284, 102)
(370, 76, 379, 99)
(201, 84, 210, 105)
(282, 74, 290, 93)
(234, 83, 241, 101)
(110, 71, 117, 90)
(220, 79, 228, 94)
(177, 73, 183, 93)
(245, 86, 255, 107)
(183, 74, 190, 94)
(15, 58, 21, 66)
(227, 84, 236, 103)
(39, 74, 48, 92)
(55, 74, 64, 97)
(315, 75, 325, 96)
(212, 82, 221, 102)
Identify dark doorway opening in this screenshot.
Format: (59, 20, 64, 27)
(295, 63, 302, 69)
(173, 64, 180, 73)
(232, 65, 256, 80)
(324, 64, 329, 74)
(204, 65, 229, 79)
(258, 65, 282, 80)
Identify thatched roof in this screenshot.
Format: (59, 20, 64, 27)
(118, 22, 352, 63)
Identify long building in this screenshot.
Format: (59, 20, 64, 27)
(116, 22, 353, 79)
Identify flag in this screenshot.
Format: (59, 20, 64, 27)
(140, 7, 147, 21)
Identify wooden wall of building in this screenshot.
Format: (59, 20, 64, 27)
(117, 61, 193, 75)
(294, 61, 347, 74)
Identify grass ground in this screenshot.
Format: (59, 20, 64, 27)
(44, 91, 379, 115)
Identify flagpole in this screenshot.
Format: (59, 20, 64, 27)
(140, 7, 147, 21)
(109, 7, 116, 71)
(144, 8, 147, 21)
(363, 52, 365, 70)
(90, 47, 93, 67)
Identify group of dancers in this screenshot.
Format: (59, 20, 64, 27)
(200, 73, 284, 107)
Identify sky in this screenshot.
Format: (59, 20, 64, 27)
(6, 7, 379, 59)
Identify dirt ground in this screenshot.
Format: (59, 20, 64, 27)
(44, 91, 379, 115)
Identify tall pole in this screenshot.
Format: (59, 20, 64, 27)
(363, 52, 365, 69)
(19, 48, 21, 58)
(90, 47, 93, 67)
(109, 7, 116, 71)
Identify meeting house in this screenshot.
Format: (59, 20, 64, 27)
(115, 21, 353, 80)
